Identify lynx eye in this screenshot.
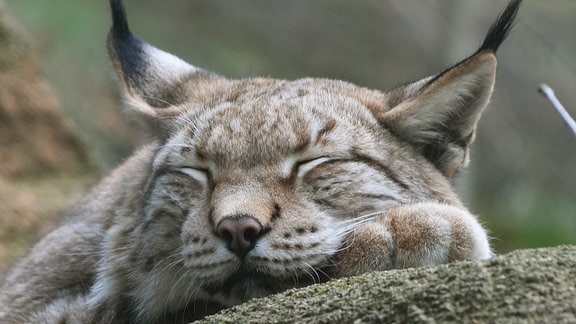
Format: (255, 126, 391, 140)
(294, 156, 332, 178)
(172, 167, 209, 183)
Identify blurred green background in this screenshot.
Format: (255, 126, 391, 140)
(4, 0, 576, 254)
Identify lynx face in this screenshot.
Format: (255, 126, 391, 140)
(0, 0, 521, 322)
(136, 78, 460, 306)
(99, 0, 520, 313)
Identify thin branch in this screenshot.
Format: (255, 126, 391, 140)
(538, 84, 576, 137)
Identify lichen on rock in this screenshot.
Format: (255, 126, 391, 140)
(197, 246, 576, 323)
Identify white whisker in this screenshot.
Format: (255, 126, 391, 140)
(302, 262, 322, 283)
(163, 143, 195, 149)
(141, 95, 179, 109)
(299, 262, 316, 284)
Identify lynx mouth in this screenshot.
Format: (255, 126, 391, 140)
(202, 265, 332, 304)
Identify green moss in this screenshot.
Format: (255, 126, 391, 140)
(197, 246, 576, 323)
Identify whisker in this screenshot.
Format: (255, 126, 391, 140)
(62, 246, 130, 256)
(141, 95, 178, 109)
(166, 269, 194, 318)
(190, 277, 206, 318)
(302, 262, 321, 283)
(331, 238, 356, 254)
(166, 268, 190, 313)
(299, 263, 316, 284)
(179, 269, 200, 323)
(334, 211, 382, 227)
(312, 264, 332, 281)
(163, 143, 195, 149)
(289, 269, 299, 288)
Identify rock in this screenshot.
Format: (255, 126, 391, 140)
(197, 246, 576, 323)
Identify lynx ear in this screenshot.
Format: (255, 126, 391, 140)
(381, 0, 520, 179)
(107, 0, 221, 132)
(382, 54, 496, 179)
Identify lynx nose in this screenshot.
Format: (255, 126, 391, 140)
(216, 216, 263, 258)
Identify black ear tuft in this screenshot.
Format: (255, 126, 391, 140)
(110, 0, 131, 39)
(107, 0, 152, 106)
(380, 0, 521, 178)
(478, 0, 522, 53)
(106, 0, 222, 121)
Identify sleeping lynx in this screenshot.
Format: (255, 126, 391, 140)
(0, 0, 521, 322)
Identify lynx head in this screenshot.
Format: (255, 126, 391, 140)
(106, 0, 520, 308)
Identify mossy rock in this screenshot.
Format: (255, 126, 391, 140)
(198, 246, 576, 323)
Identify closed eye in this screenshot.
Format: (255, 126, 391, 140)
(172, 167, 209, 183)
(294, 157, 333, 178)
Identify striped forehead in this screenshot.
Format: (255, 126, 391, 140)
(172, 96, 372, 165)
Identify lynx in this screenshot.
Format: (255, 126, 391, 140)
(0, 0, 521, 322)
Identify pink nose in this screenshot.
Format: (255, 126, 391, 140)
(216, 216, 263, 258)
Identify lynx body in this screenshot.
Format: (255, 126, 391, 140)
(0, 0, 521, 322)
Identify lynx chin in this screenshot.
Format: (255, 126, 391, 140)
(0, 0, 521, 322)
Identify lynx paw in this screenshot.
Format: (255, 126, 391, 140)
(333, 202, 491, 277)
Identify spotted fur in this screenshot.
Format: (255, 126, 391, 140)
(0, 0, 521, 322)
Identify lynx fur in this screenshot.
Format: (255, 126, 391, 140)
(0, 0, 521, 322)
